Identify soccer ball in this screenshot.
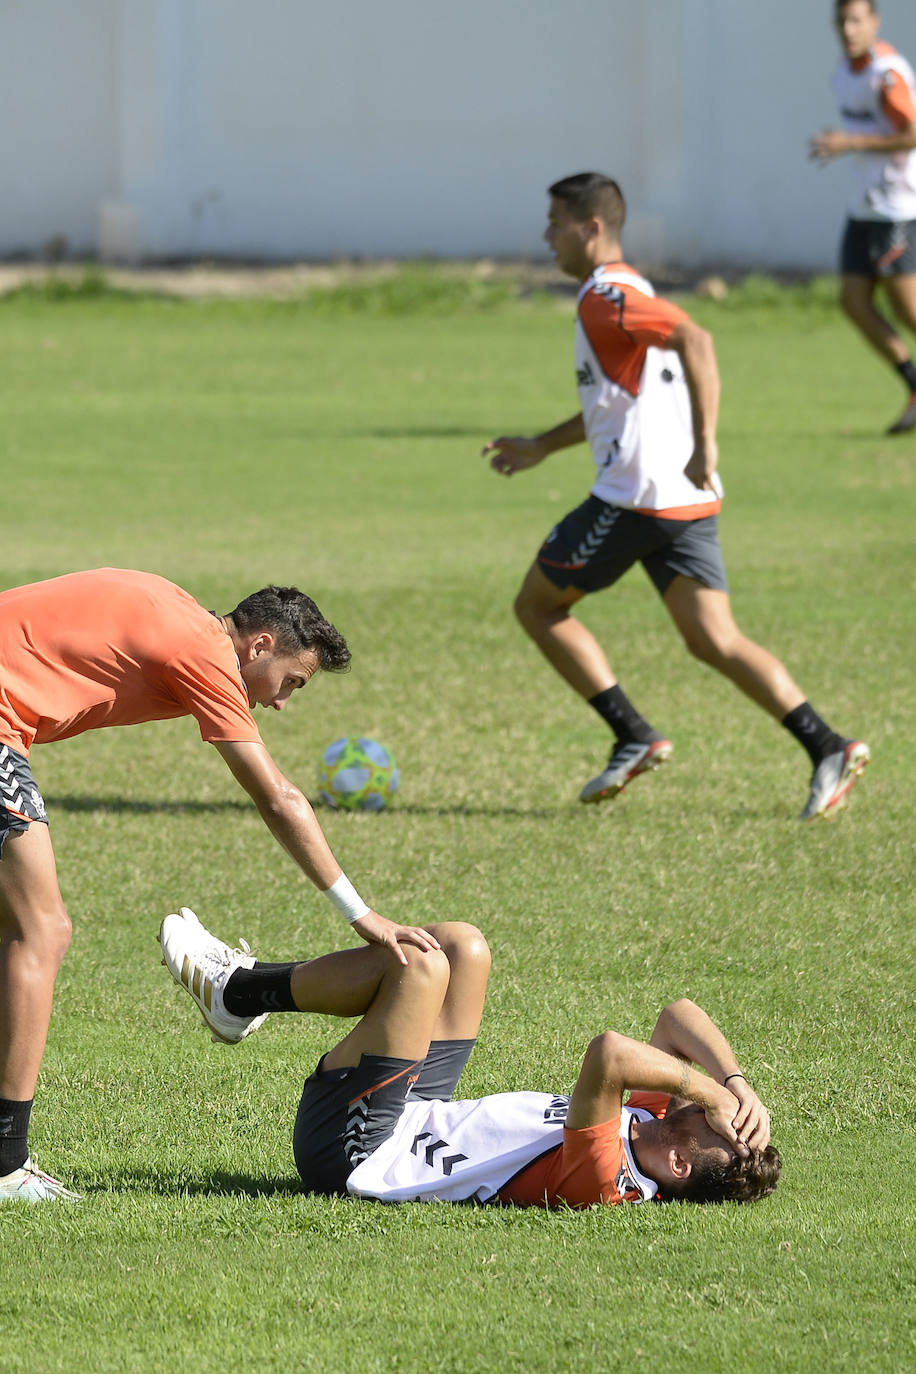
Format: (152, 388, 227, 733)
(318, 737, 399, 811)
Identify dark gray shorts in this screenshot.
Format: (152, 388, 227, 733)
(840, 218, 916, 277)
(293, 1039, 476, 1196)
(536, 495, 729, 597)
(0, 745, 48, 857)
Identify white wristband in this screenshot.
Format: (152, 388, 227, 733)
(324, 874, 371, 925)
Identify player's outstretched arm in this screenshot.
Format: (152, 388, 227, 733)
(213, 740, 439, 964)
(483, 412, 586, 475)
(810, 122, 916, 160)
(649, 998, 770, 1151)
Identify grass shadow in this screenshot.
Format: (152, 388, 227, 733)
(45, 793, 253, 816)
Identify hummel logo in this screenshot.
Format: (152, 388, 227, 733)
(410, 1131, 468, 1175)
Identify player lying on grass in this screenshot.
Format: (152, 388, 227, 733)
(0, 569, 438, 1205)
(484, 171, 869, 821)
(158, 908, 780, 1207)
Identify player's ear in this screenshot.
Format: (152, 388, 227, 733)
(667, 1147, 692, 1181)
(250, 631, 275, 658)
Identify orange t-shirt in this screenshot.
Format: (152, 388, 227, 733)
(0, 569, 263, 755)
(496, 1091, 672, 1208)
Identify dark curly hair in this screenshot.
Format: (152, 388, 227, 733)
(661, 1144, 782, 1205)
(229, 586, 351, 673)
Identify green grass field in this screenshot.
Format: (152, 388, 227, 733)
(1, 273, 913, 1373)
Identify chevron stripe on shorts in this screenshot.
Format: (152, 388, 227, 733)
(0, 744, 48, 825)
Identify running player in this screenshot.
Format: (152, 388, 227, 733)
(157, 907, 780, 1208)
(483, 173, 869, 820)
(0, 569, 438, 1204)
(810, 0, 916, 434)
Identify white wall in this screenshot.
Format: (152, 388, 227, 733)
(1, 0, 915, 270)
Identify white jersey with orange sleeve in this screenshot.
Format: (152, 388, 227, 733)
(831, 40, 916, 221)
(344, 1089, 659, 1206)
(575, 265, 723, 519)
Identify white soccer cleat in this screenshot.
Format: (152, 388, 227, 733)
(159, 906, 268, 1044)
(800, 741, 871, 821)
(579, 738, 674, 804)
(0, 1158, 80, 1203)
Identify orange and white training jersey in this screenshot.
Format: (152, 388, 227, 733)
(345, 1088, 670, 1208)
(576, 264, 722, 519)
(0, 568, 263, 756)
(831, 40, 916, 221)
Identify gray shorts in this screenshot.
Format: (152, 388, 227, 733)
(537, 495, 729, 597)
(840, 218, 916, 277)
(0, 745, 48, 857)
(293, 1039, 476, 1196)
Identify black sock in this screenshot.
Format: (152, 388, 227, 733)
(588, 685, 660, 745)
(782, 702, 847, 766)
(896, 359, 916, 393)
(0, 1097, 32, 1176)
(223, 962, 299, 1015)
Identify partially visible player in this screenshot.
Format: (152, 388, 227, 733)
(810, 0, 916, 434)
(483, 173, 869, 821)
(0, 569, 439, 1204)
(159, 907, 780, 1208)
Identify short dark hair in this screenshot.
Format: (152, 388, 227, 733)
(230, 585, 351, 672)
(835, 0, 876, 13)
(660, 1143, 783, 1205)
(548, 173, 626, 234)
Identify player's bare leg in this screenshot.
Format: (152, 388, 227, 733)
(882, 274, 916, 433)
(840, 274, 916, 432)
(662, 577, 804, 719)
(513, 562, 614, 697)
(0, 825, 78, 1202)
(0, 825, 71, 1102)
(663, 576, 869, 817)
(513, 562, 672, 803)
(839, 275, 911, 366)
(288, 923, 489, 1070)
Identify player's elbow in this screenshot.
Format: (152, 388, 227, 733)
(255, 775, 310, 823)
(584, 1030, 629, 1083)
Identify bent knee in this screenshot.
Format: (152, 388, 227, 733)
(425, 922, 491, 970)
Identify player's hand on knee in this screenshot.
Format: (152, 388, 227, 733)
(352, 911, 441, 964)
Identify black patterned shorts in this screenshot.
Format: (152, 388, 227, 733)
(841, 218, 916, 277)
(293, 1039, 476, 1196)
(537, 495, 729, 596)
(0, 744, 48, 857)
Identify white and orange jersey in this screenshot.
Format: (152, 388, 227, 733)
(345, 1088, 669, 1208)
(575, 264, 722, 519)
(831, 40, 916, 220)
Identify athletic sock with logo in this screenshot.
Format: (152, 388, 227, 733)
(0, 1098, 32, 1176)
(781, 702, 847, 766)
(588, 685, 662, 745)
(223, 963, 299, 1015)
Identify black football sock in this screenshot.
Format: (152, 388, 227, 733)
(895, 359, 916, 393)
(781, 702, 847, 766)
(223, 963, 299, 1015)
(0, 1097, 32, 1176)
(588, 685, 661, 745)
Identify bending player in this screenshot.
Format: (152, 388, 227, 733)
(157, 907, 780, 1208)
(0, 569, 438, 1204)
